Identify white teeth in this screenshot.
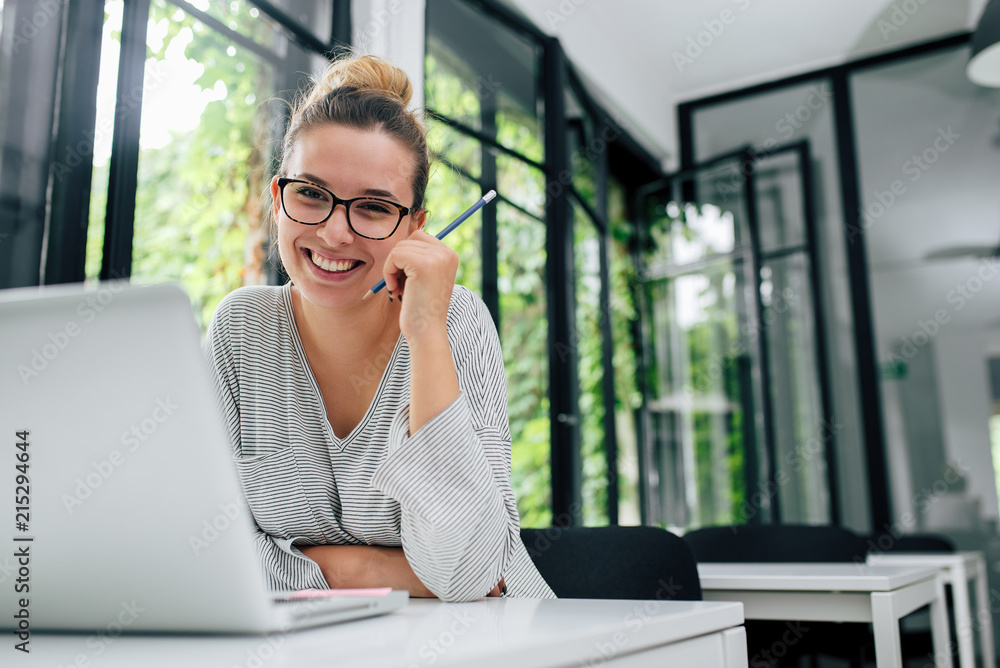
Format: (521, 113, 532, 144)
(310, 251, 359, 273)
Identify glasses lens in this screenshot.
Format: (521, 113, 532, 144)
(283, 181, 332, 224)
(349, 198, 400, 238)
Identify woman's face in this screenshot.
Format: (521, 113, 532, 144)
(272, 123, 423, 310)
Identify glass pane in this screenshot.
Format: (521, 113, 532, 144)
(641, 163, 763, 529)
(496, 152, 544, 220)
(498, 202, 550, 527)
(691, 79, 865, 528)
(574, 205, 607, 525)
(85, 0, 125, 283)
(424, 161, 482, 294)
(103, 0, 321, 329)
(496, 88, 543, 164)
(427, 115, 482, 180)
(182, 0, 330, 46)
(756, 150, 806, 253)
(609, 178, 641, 524)
(761, 253, 830, 523)
(644, 263, 748, 529)
(425, 0, 543, 159)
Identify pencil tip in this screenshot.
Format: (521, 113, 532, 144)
(361, 290, 374, 302)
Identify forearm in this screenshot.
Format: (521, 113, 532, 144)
(407, 326, 460, 436)
(299, 544, 435, 597)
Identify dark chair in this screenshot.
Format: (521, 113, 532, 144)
(868, 531, 955, 553)
(684, 524, 873, 668)
(520, 525, 702, 601)
(684, 523, 871, 563)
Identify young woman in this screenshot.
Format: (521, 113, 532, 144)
(204, 54, 554, 601)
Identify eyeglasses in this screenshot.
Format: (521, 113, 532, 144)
(276, 177, 412, 240)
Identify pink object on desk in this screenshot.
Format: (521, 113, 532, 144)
(286, 587, 393, 599)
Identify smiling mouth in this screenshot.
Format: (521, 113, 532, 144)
(308, 250, 362, 273)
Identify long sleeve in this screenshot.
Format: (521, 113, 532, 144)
(202, 293, 328, 592)
(370, 290, 522, 602)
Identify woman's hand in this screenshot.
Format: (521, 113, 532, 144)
(381, 229, 459, 344)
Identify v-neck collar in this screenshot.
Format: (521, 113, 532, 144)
(280, 283, 403, 448)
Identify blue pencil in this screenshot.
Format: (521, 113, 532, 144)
(361, 190, 498, 301)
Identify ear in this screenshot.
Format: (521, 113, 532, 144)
(409, 209, 427, 233)
(270, 176, 282, 219)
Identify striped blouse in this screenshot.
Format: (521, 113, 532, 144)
(203, 282, 555, 601)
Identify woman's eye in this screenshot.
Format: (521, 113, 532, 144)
(358, 201, 393, 215)
(295, 186, 328, 201)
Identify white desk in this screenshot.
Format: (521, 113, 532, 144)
(17, 598, 747, 668)
(867, 551, 995, 668)
(698, 563, 951, 668)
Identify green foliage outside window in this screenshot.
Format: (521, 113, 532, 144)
(88, 0, 270, 329)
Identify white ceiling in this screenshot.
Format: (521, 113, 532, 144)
(503, 0, 989, 168)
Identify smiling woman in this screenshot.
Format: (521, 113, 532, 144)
(203, 54, 555, 602)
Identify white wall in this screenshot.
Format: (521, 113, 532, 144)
(351, 0, 426, 110)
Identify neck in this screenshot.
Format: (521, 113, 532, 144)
(289, 284, 400, 362)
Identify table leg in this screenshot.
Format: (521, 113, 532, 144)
(930, 577, 956, 668)
(951, 563, 974, 668)
(974, 557, 995, 668)
(721, 627, 749, 668)
(872, 593, 905, 668)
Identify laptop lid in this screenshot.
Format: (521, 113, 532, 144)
(0, 282, 398, 633)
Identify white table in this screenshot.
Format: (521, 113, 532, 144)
(867, 551, 995, 668)
(15, 598, 748, 668)
(698, 563, 951, 668)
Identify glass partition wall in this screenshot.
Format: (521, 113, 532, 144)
(426, 0, 647, 526)
(638, 144, 834, 529)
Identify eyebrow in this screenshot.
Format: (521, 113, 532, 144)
(295, 173, 401, 201)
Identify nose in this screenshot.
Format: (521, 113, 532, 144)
(316, 204, 355, 245)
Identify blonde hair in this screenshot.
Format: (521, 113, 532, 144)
(277, 54, 428, 210)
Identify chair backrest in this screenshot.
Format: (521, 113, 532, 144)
(520, 526, 702, 601)
(683, 524, 870, 563)
(868, 532, 955, 553)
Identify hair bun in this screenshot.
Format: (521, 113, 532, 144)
(306, 54, 413, 108)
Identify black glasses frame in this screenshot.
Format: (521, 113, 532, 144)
(276, 177, 412, 240)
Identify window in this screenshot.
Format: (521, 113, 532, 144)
(426, 0, 649, 526)
(21, 0, 345, 326)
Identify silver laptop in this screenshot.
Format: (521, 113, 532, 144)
(0, 281, 407, 633)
